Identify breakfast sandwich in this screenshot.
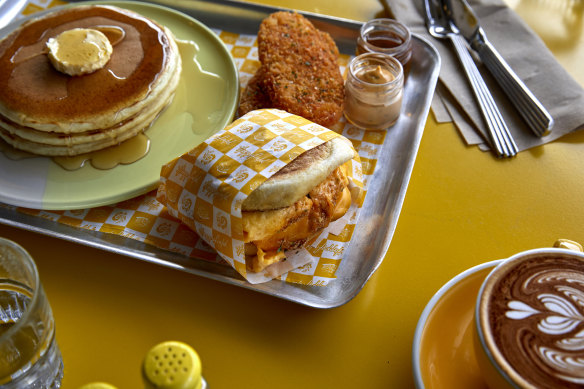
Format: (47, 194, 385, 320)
(238, 12, 345, 127)
(157, 109, 362, 281)
(0, 5, 181, 156)
(241, 135, 355, 272)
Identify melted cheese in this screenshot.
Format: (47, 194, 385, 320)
(245, 165, 353, 272)
(332, 187, 351, 221)
(248, 247, 287, 273)
(248, 186, 352, 272)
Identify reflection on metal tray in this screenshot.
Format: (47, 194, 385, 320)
(0, 0, 440, 308)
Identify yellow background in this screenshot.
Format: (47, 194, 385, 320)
(1, 0, 583, 388)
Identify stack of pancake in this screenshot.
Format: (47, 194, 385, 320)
(0, 5, 181, 157)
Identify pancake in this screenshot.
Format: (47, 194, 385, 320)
(0, 5, 182, 156)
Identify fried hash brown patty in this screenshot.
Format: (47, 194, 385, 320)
(240, 12, 344, 127)
(237, 67, 270, 118)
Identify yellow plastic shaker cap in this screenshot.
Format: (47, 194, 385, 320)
(78, 383, 118, 389)
(142, 341, 203, 389)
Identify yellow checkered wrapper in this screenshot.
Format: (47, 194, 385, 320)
(156, 109, 364, 284)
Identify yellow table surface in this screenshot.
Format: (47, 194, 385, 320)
(1, 0, 584, 388)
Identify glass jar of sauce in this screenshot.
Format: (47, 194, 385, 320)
(356, 18, 412, 69)
(344, 53, 404, 130)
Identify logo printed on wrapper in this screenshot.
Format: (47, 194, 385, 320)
(216, 215, 228, 230)
(112, 211, 129, 223)
(215, 161, 231, 175)
(237, 124, 253, 134)
(347, 127, 364, 138)
(201, 180, 217, 199)
(286, 151, 301, 162)
(253, 130, 269, 143)
(144, 197, 162, 212)
(174, 163, 191, 183)
(69, 209, 85, 217)
(366, 131, 384, 144)
(213, 234, 230, 252)
(81, 223, 98, 231)
(213, 135, 239, 148)
(298, 263, 312, 272)
(156, 222, 172, 237)
(233, 144, 253, 159)
(270, 140, 289, 153)
(340, 227, 353, 241)
(201, 150, 216, 165)
(321, 263, 337, 275)
(266, 165, 282, 175)
(300, 137, 324, 150)
(172, 245, 189, 256)
(360, 160, 374, 175)
(181, 197, 193, 214)
(270, 122, 293, 133)
(305, 124, 326, 134)
(359, 144, 377, 156)
(134, 216, 150, 228)
(323, 243, 345, 257)
(233, 171, 249, 183)
(248, 152, 272, 166)
(198, 227, 213, 247)
(196, 204, 210, 221)
(248, 180, 261, 193)
(355, 164, 363, 180)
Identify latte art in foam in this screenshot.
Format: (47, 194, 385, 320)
(481, 255, 584, 389)
(503, 269, 584, 385)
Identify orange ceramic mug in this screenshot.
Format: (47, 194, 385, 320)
(474, 244, 584, 389)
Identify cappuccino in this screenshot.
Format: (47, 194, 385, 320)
(476, 251, 584, 389)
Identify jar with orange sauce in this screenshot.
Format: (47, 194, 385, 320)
(344, 53, 404, 130)
(356, 19, 412, 69)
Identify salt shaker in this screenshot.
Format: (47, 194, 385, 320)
(142, 341, 207, 389)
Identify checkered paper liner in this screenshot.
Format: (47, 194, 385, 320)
(5, 2, 389, 285)
(156, 108, 363, 284)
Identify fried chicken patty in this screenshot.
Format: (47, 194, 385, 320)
(242, 165, 350, 272)
(239, 12, 344, 127)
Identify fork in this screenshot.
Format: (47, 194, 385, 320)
(424, 0, 518, 158)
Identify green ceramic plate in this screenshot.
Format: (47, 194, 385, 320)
(0, 0, 239, 210)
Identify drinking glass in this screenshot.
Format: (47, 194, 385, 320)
(0, 237, 63, 388)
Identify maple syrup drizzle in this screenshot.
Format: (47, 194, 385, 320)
(175, 39, 226, 135)
(53, 133, 150, 170)
(0, 134, 150, 170)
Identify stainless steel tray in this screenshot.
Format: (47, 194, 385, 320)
(0, 0, 440, 308)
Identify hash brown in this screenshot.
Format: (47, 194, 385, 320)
(237, 67, 271, 117)
(239, 12, 344, 127)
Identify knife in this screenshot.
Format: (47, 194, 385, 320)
(443, 0, 554, 137)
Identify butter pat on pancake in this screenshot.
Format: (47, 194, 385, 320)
(47, 28, 113, 76)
